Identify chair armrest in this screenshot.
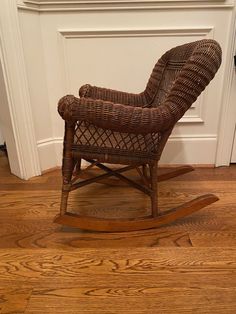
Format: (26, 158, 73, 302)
(79, 84, 147, 107)
(58, 95, 183, 135)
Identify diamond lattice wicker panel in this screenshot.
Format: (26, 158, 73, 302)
(74, 121, 162, 154)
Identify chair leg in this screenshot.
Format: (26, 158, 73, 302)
(60, 165, 74, 215)
(60, 155, 75, 215)
(60, 122, 76, 215)
(149, 161, 159, 217)
(60, 190, 70, 215)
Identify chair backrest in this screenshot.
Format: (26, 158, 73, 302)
(144, 40, 222, 109)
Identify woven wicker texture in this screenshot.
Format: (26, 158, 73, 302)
(58, 39, 222, 164)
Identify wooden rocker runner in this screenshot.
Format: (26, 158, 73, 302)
(54, 39, 222, 232)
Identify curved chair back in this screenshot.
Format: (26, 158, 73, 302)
(144, 40, 222, 119)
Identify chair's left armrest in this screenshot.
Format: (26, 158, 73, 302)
(79, 84, 147, 107)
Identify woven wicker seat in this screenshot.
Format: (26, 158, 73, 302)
(55, 39, 222, 232)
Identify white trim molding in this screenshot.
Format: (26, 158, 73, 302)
(59, 27, 214, 38)
(18, 0, 234, 12)
(0, 0, 41, 179)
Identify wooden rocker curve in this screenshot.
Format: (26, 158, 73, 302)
(54, 194, 218, 232)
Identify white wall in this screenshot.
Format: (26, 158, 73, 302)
(17, 0, 236, 171)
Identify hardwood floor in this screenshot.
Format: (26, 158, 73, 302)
(0, 153, 236, 313)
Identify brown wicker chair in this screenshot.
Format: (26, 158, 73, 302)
(54, 39, 222, 232)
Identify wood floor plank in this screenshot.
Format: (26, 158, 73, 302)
(190, 232, 236, 247)
(1, 248, 236, 282)
(25, 287, 236, 314)
(0, 225, 193, 248)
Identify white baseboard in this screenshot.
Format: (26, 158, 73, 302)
(160, 136, 217, 164)
(37, 136, 217, 171)
(37, 138, 59, 171)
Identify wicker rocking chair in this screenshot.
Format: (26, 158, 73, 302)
(54, 39, 222, 232)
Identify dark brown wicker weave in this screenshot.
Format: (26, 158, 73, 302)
(55, 39, 222, 232)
